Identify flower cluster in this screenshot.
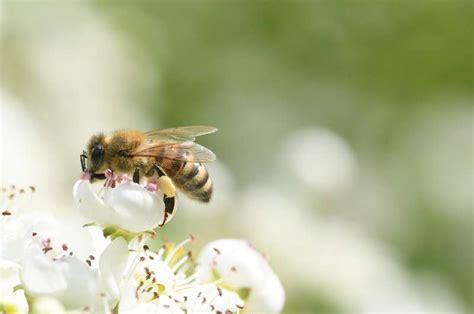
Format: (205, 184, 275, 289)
(0, 173, 284, 313)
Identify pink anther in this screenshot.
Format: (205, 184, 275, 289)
(80, 172, 92, 181)
(145, 182, 158, 192)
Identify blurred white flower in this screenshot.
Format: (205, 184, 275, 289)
(196, 239, 285, 313)
(100, 236, 245, 313)
(238, 186, 464, 313)
(31, 296, 65, 314)
(280, 127, 357, 194)
(0, 263, 28, 314)
(73, 176, 168, 233)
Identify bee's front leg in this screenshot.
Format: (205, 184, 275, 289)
(133, 168, 140, 184)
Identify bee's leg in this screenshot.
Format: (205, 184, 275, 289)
(90, 173, 106, 183)
(159, 196, 176, 227)
(154, 166, 166, 178)
(133, 168, 140, 184)
(153, 166, 177, 227)
(93, 173, 107, 180)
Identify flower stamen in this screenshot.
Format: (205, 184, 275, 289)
(164, 237, 192, 264)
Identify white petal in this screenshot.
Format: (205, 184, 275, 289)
(21, 247, 97, 310)
(117, 273, 141, 311)
(119, 276, 184, 314)
(119, 258, 176, 306)
(73, 179, 112, 223)
(87, 225, 111, 260)
(32, 297, 65, 314)
(150, 261, 176, 293)
(246, 269, 285, 313)
(99, 237, 129, 301)
(104, 181, 165, 232)
(74, 180, 166, 232)
(0, 213, 58, 264)
(196, 239, 285, 313)
(51, 214, 103, 262)
(182, 284, 244, 314)
(196, 239, 267, 287)
(119, 296, 183, 314)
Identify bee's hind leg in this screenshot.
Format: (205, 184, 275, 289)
(152, 166, 177, 227)
(159, 196, 176, 227)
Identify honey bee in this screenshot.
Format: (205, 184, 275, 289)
(80, 126, 217, 226)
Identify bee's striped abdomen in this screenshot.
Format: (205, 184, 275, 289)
(171, 162, 213, 202)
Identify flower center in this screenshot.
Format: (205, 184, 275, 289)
(127, 237, 198, 304)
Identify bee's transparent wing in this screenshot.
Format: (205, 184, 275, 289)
(144, 126, 217, 142)
(132, 141, 216, 162)
(131, 126, 217, 162)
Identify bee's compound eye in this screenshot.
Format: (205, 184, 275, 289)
(91, 144, 105, 169)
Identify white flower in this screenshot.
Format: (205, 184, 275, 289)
(0, 195, 108, 311)
(31, 297, 66, 314)
(1, 199, 108, 268)
(0, 212, 57, 267)
(196, 239, 285, 313)
(99, 236, 245, 313)
(0, 262, 28, 314)
(180, 284, 244, 314)
(280, 127, 357, 194)
(20, 246, 98, 310)
(73, 175, 169, 233)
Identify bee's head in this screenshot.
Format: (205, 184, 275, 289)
(86, 133, 107, 173)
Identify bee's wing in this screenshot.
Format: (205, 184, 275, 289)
(131, 126, 217, 162)
(145, 126, 217, 142)
(132, 141, 216, 162)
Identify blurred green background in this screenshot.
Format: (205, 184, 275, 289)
(1, 1, 472, 313)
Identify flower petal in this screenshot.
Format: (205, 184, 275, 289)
(73, 179, 112, 223)
(196, 239, 285, 313)
(99, 237, 129, 301)
(103, 181, 165, 232)
(119, 295, 184, 314)
(21, 247, 97, 310)
(196, 239, 267, 287)
(0, 213, 58, 265)
(74, 179, 167, 232)
(181, 284, 244, 314)
(246, 269, 285, 313)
